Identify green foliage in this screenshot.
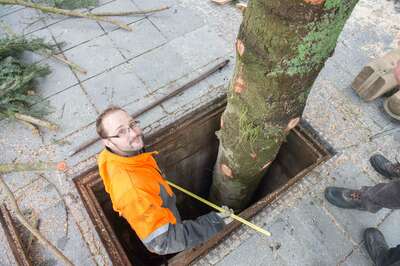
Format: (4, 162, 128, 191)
(0, 36, 53, 119)
(32, 0, 98, 9)
(0, 36, 55, 58)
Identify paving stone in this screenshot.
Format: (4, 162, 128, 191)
(81, 62, 150, 111)
(315, 160, 390, 244)
(262, 196, 353, 266)
(314, 57, 354, 93)
(331, 40, 372, 78)
(33, 122, 102, 168)
(303, 93, 371, 150)
(169, 25, 231, 70)
(63, 34, 125, 81)
(204, 53, 235, 88)
(107, 18, 166, 60)
(28, 201, 96, 266)
(347, 0, 400, 38)
(34, 56, 79, 99)
(2, 172, 40, 194)
(14, 177, 61, 214)
(48, 18, 103, 51)
(131, 0, 178, 11)
(35, 85, 98, 142)
(0, 119, 44, 163)
(92, 0, 142, 32)
(178, 0, 241, 46)
(147, 5, 204, 40)
(128, 41, 191, 91)
(0, 5, 23, 18)
(378, 210, 400, 248)
(215, 234, 287, 266)
(341, 247, 373, 266)
(159, 58, 230, 114)
(0, 8, 45, 35)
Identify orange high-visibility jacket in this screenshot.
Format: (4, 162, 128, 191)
(98, 149, 224, 255)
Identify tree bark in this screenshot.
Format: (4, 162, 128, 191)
(210, 0, 358, 210)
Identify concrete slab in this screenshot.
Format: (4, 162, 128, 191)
(63, 34, 125, 81)
(2, 172, 40, 194)
(0, 118, 44, 163)
(378, 210, 400, 248)
(147, 5, 204, 40)
(215, 234, 287, 266)
(81, 62, 150, 111)
(34, 85, 98, 142)
(315, 157, 391, 244)
(34, 56, 79, 99)
(127, 41, 191, 91)
(131, 0, 178, 12)
(14, 177, 62, 214)
(341, 247, 373, 266)
(48, 18, 103, 51)
(107, 18, 167, 60)
(0, 8, 45, 35)
(27, 201, 97, 266)
(92, 0, 142, 32)
(36, 123, 102, 168)
(169, 25, 232, 70)
(0, 5, 23, 18)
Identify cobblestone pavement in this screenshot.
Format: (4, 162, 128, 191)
(0, 0, 399, 265)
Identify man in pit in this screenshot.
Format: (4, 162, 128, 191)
(96, 106, 232, 255)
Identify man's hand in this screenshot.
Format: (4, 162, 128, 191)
(217, 205, 234, 225)
(395, 60, 400, 85)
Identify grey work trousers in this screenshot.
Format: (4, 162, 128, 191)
(361, 180, 400, 266)
(361, 180, 400, 213)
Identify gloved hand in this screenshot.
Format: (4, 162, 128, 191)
(216, 205, 234, 225)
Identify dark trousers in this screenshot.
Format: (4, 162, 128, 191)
(361, 180, 400, 266)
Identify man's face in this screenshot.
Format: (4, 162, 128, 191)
(102, 110, 144, 155)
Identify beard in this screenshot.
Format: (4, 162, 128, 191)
(128, 134, 144, 152)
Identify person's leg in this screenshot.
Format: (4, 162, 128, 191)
(360, 179, 400, 212)
(383, 245, 400, 266)
(325, 180, 400, 212)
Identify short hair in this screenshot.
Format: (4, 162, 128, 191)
(96, 106, 125, 138)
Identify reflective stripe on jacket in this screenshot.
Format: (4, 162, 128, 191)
(97, 149, 224, 254)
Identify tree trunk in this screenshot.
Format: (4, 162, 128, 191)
(210, 0, 358, 210)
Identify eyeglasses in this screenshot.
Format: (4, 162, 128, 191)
(104, 120, 140, 139)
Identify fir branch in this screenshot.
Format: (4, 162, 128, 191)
(0, 0, 132, 31)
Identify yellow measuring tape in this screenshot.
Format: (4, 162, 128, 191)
(167, 181, 271, 237)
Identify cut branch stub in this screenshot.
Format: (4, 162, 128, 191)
(236, 39, 245, 56)
(304, 0, 325, 5)
(261, 161, 272, 170)
(285, 117, 300, 132)
(234, 75, 246, 94)
(221, 164, 233, 178)
(220, 117, 224, 129)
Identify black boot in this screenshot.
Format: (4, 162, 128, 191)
(370, 154, 400, 179)
(364, 228, 389, 266)
(324, 187, 366, 210)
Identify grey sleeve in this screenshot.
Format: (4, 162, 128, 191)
(143, 211, 225, 255)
